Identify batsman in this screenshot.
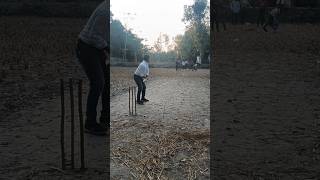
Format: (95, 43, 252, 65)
(134, 55, 150, 105)
(76, 1, 109, 136)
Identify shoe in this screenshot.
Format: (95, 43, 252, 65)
(85, 123, 106, 136)
(137, 101, 144, 105)
(141, 98, 149, 102)
(263, 27, 268, 32)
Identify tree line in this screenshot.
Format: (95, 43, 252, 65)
(110, 0, 210, 64)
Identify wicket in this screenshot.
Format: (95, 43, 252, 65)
(128, 86, 137, 115)
(60, 78, 85, 171)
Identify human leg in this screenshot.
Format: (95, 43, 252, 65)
(99, 60, 109, 125)
(141, 80, 147, 100)
(134, 75, 144, 103)
(77, 40, 106, 134)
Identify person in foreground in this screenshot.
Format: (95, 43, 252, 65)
(76, 1, 109, 136)
(134, 55, 150, 105)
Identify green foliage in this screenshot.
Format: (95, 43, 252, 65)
(183, 0, 207, 24)
(181, 0, 210, 63)
(180, 27, 198, 60)
(150, 51, 176, 62)
(150, 33, 177, 62)
(110, 0, 210, 64)
(110, 14, 145, 62)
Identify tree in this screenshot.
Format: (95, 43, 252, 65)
(110, 11, 146, 62)
(182, 0, 210, 63)
(153, 33, 170, 53)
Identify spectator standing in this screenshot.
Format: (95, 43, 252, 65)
(276, 0, 285, 9)
(263, 6, 281, 32)
(213, 3, 227, 32)
(196, 55, 201, 67)
(240, 0, 251, 24)
(176, 59, 179, 71)
(257, 0, 267, 27)
(230, 0, 241, 24)
(182, 60, 186, 69)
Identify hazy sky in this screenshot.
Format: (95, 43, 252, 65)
(111, 0, 194, 46)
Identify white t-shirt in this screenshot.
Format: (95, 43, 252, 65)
(135, 60, 149, 77)
(196, 56, 201, 64)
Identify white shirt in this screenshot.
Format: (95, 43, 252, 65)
(196, 56, 201, 64)
(79, 1, 109, 50)
(135, 60, 149, 77)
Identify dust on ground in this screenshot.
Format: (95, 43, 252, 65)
(0, 16, 210, 179)
(212, 23, 320, 179)
(0, 16, 108, 180)
(110, 68, 210, 179)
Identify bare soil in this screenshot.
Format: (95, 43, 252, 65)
(0, 16, 210, 180)
(110, 67, 210, 179)
(212, 23, 320, 179)
(1, 16, 319, 180)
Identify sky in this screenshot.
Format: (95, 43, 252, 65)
(111, 0, 195, 46)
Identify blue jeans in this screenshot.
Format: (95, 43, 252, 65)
(76, 39, 109, 124)
(134, 74, 146, 101)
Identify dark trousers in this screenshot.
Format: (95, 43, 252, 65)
(76, 39, 109, 124)
(134, 74, 146, 101)
(263, 15, 279, 31)
(257, 8, 266, 26)
(232, 12, 240, 24)
(240, 9, 246, 24)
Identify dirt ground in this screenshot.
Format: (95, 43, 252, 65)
(0, 16, 108, 179)
(0, 66, 210, 180)
(0, 17, 209, 179)
(1, 16, 320, 180)
(212, 24, 320, 179)
(110, 68, 210, 179)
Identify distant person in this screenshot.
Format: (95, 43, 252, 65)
(257, 0, 267, 27)
(196, 55, 201, 67)
(193, 61, 198, 71)
(76, 1, 109, 135)
(230, 0, 241, 24)
(213, 3, 227, 32)
(178, 59, 182, 70)
(276, 0, 285, 9)
(134, 55, 150, 105)
(185, 60, 189, 69)
(182, 60, 186, 69)
(263, 6, 280, 32)
(240, 0, 250, 24)
(176, 59, 180, 71)
(194, 63, 198, 71)
(188, 59, 193, 69)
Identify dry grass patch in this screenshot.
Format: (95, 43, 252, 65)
(112, 129, 209, 179)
